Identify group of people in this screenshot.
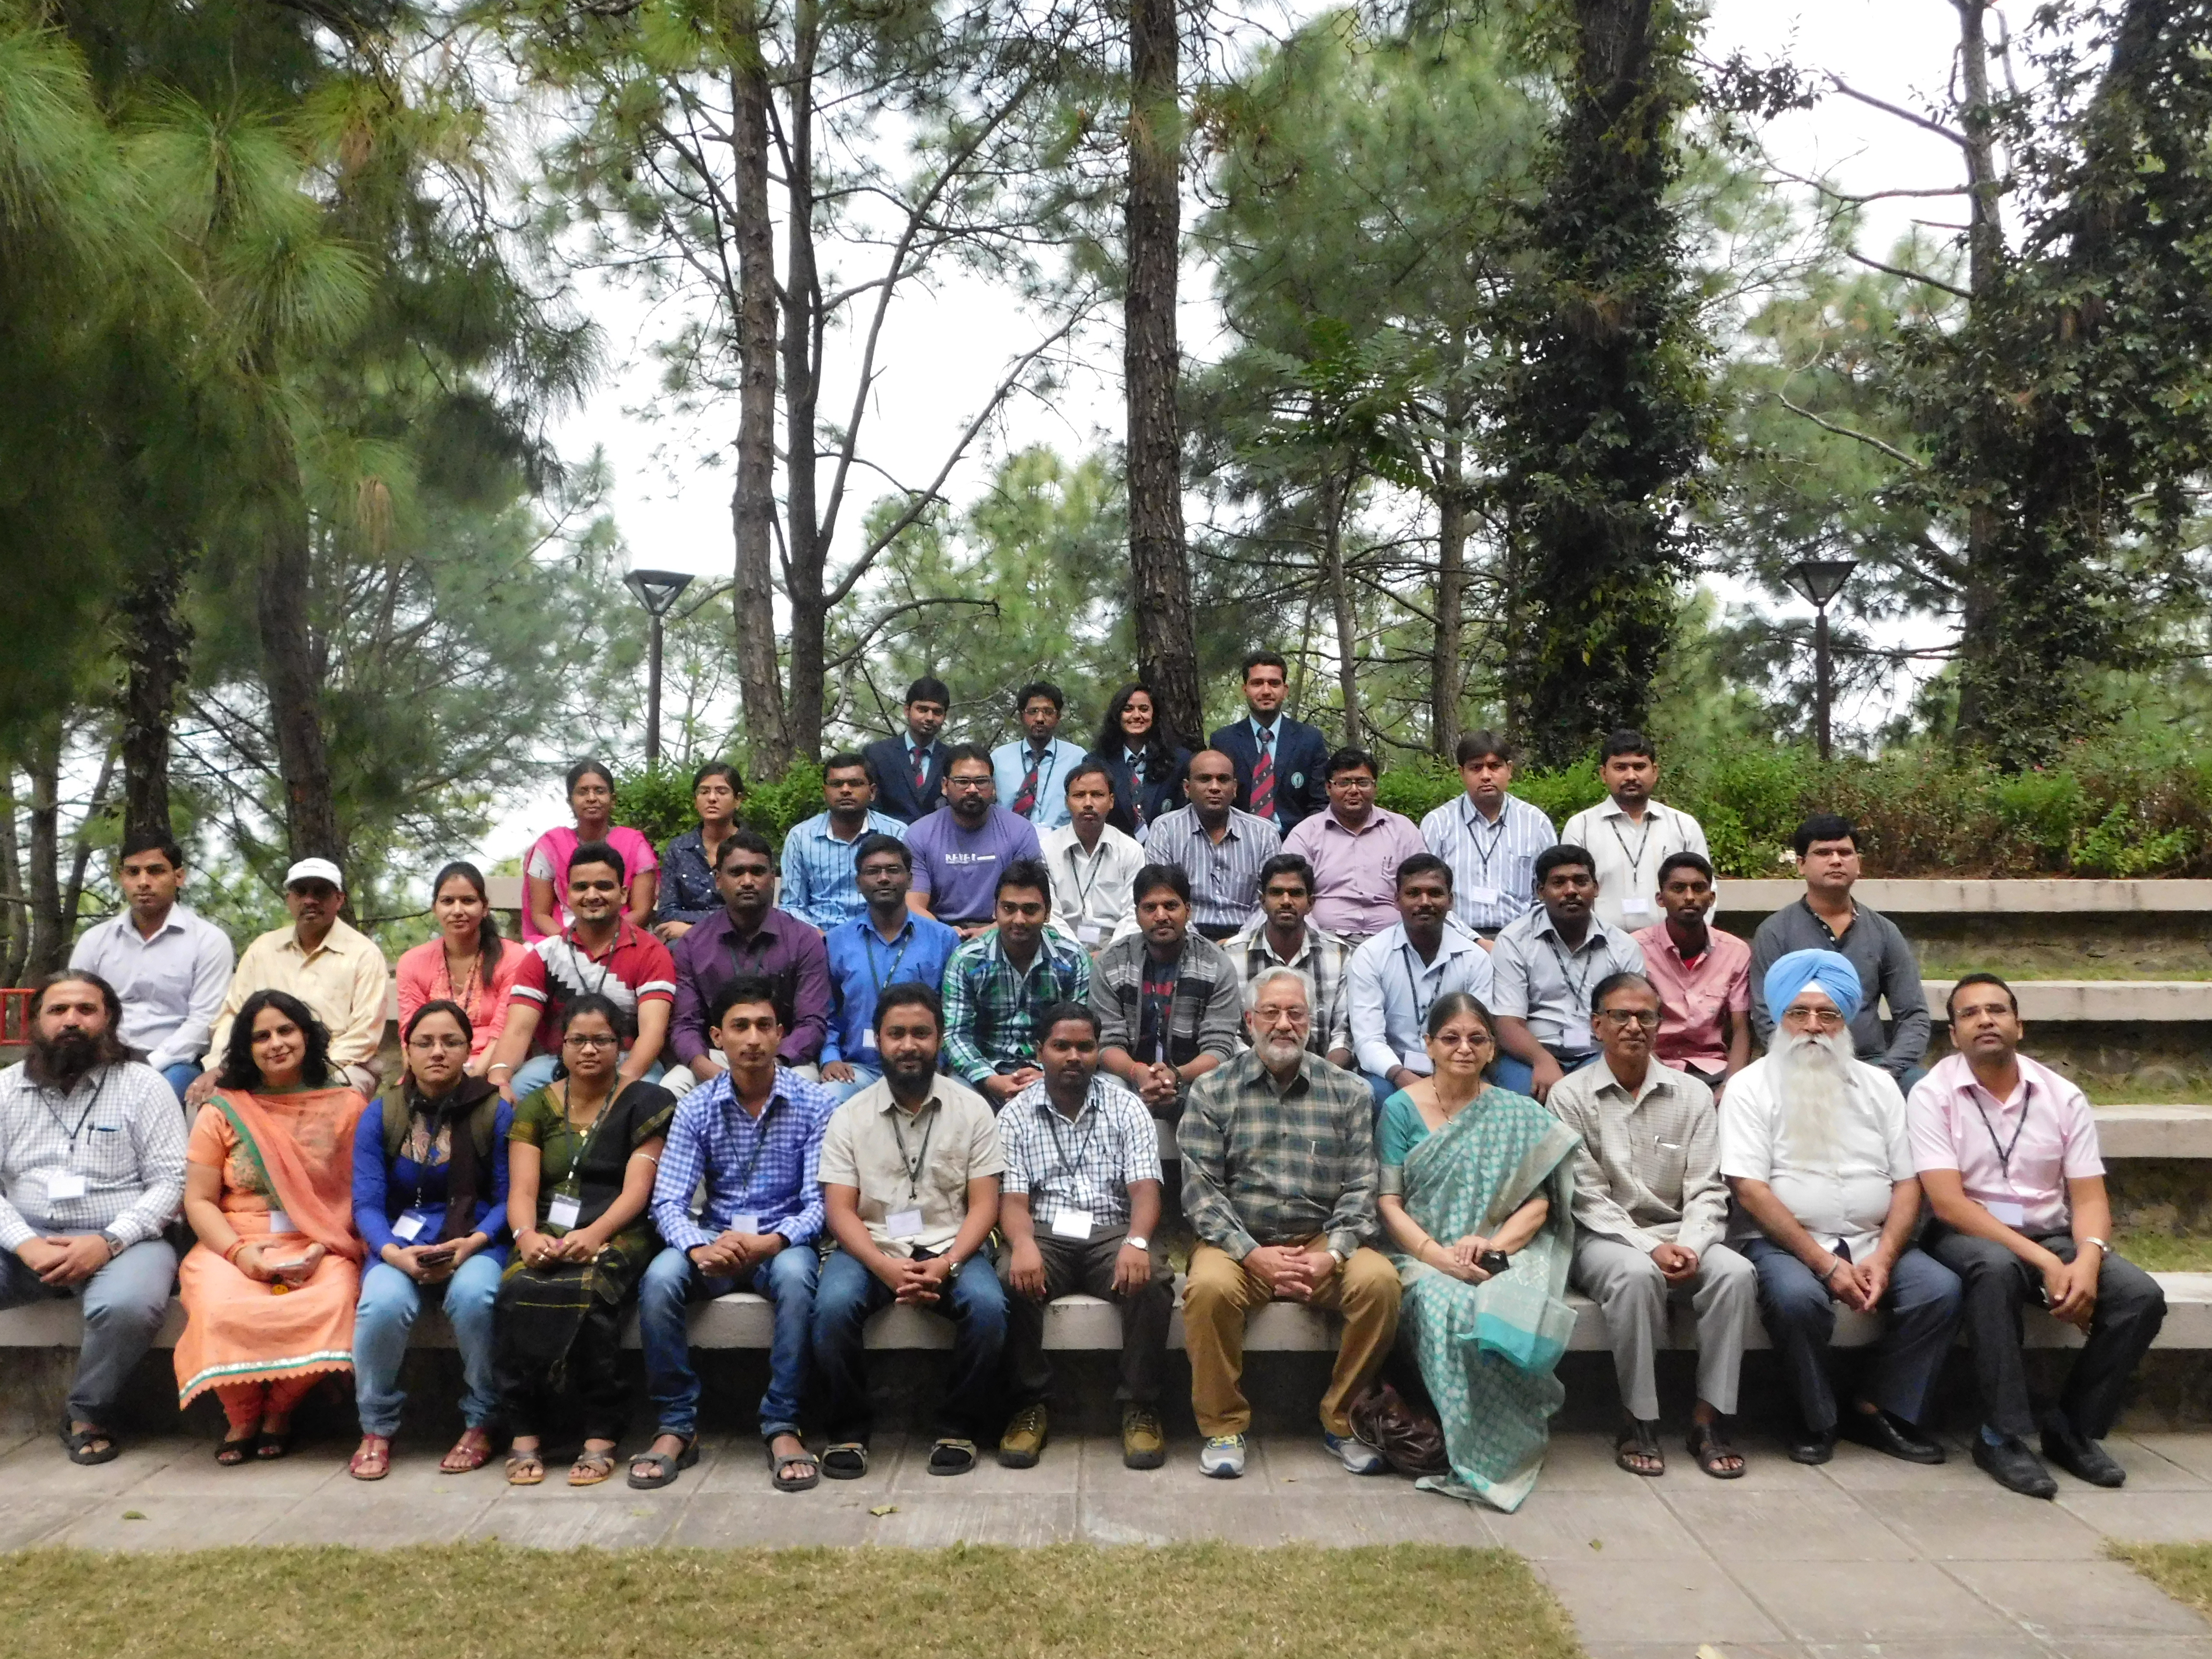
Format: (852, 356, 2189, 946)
(0, 654, 2170, 1511)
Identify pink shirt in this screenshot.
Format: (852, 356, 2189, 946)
(395, 937, 524, 1059)
(522, 824, 660, 942)
(1632, 922, 1750, 1071)
(1281, 807, 1426, 940)
(1906, 1051, 2104, 1236)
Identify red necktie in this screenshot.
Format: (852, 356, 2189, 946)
(911, 745, 929, 792)
(1013, 752, 1042, 818)
(1250, 728, 1276, 822)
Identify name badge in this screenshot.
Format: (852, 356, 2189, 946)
(265, 1208, 296, 1236)
(391, 1212, 428, 1242)
(1985, 1198, 2028, 1228)
(1561, 1022, 1593, 1053)
(885, 1207, 926, 1241)
(1078, 922, 1103, 946)
(545, 1193, 582, 1230)
(1622, 896, 1653, 917)
(1049, 1208, 1094, 1241)
(1465, 884, 1499, 909)
(860, 1027, 879, 1054)
(1399, 1049, 1430, 1075)
(733, 1212, 762, 1237)
(46, 1172, 88, 1202)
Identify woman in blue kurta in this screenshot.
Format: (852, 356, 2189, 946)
(347, 999, 512, 1479)
(1376, 992, 1581, 1512)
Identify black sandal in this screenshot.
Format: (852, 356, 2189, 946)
(1687, 1420, 1746, 1479)
(821, 1442, 869, 1479)
(767, 1440, 820, 1493)
(927, 1437, 977, 1476)
(255, 1429, 295, 1461)
(60, 1420, 119, 1466)
(1615, 1419, 1665, 1477)
(215, 1434, 256, 1467)
(625, 1433, 699, 1490)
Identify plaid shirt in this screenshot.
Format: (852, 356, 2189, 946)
(998, 1073, 1162, 1231)
(1088, 932, 1243, 1074)
(0, 1060, 188, 1252)
(1178, 1047, 1379, 1261)
(649, 1066, 836, 1250)
(1224, 921, 1352, 1057)
(940, 927, 1094, 1083)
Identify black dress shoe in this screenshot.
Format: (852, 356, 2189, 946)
(1974, 1434, 2058, 1498)
(1840, 1407, 1947, 1465)
(1786, 1425, 1836, 1465)
(2042, 1420, 2127, 1488)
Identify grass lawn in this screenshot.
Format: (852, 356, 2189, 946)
(1916, 958, 2212, 982)
(2111, 1230, 2212, 1272)
(0, 1542, 1583, 1659)
(2113, 1541, 2212, 1615)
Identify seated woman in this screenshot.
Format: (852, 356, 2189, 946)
(1376, 992, 1581, 1513)
(348, 999, 512, 1480)
(175, 990, 369, 1464)
(496, 993, 673, 1487)
(1085, 683, 1189, 842)
(523, 758, 660, 942)
(653, 761, 745, 941)
(395, 863, 521, 1073)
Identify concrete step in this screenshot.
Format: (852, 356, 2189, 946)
(1926, 981, 2212, 1022)
(2097, 1104, 2212, 1159)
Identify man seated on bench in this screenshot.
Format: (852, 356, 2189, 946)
(995, 1002, 1171, 1473)
(813, 984, 1007, 1479)
(636, 976, 836, 1495)
(1178, 964, 1401, 1479)
(1909, 972, 2166, 1498)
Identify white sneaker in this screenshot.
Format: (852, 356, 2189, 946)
(1325, 1430, 1387, 1474)
(1199, 1433, 1247, 1479)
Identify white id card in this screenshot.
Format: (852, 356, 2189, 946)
(1985, 1198, 2028, 1227)
(1400, 1049, 1430, 1075)
(860, 1026, 879, 1054)
(733, 1212, 762, 1236)
(1464, 884, 1499, 909)
(1622, 896, 1653, 917)
(1561, 1022, 1593, 1053)
(264, 1209, 296, 1236)
(886, 1207, 925, 1241)
(545, 1193, 582, 1230)
(46, 1172, 88, 1202)
(391, 1212, 427, 1242)
(1049, 1208, 1094, 1241)
(1078, 922, 1103, 945)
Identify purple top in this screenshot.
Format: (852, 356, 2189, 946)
(1281, 806, 1427, 939)
(670, 906, 832, 1067)
(906, 805, 1045, 925)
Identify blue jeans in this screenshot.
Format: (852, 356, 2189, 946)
(1741, 1236, 1962, 1433)
(811, 1246, 1006, 1443)
(0, 1236, 176, 1425)
(352, 1252, 503, 1437)
(828, 1064, 882, 1103)
(159, 1061, 200, 1105)
(1491, 1046, 1597, 1098)
(510, 1053, 662, 1098)
(641, 1242, 819, 1441)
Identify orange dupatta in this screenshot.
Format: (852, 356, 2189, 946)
(212, 1087, 368, 1262)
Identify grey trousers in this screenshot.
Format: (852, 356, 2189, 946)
(1571, 1232, 1756, 1420)
(0, 1236, 177, 1425)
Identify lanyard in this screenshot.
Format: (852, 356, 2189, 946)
(1607, 812, 1655, 884)
(1069, 842, 1108, 914)
(862, 925, 914, 994)
(889, 1099, 938, 1201)
(41, 1071, 106, 1154)
(1969, 1079, 2034, 1184)
(729, 1092, 781, 1207)
(1546, 938, 1596, 1019)
(404, 1096, 457, 1213)
(1461, 801, 1507, 884)
(554, 1084, 616, 1196)
(1141, 959, 1180, 1063)
(1399, 943, 1441, 1031)
(1043, 1093, 1102, 1184)
(563, 926, 617, 1001)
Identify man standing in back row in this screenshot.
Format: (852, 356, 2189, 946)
(992, 682, 1090, 832)
(1283, 748, 1425, 945)
(70, 830, 233, 1105)
(1210, 652, 1331, 832)
(1560, 731, 1710, 933)
(863, 676, 952, 825)
(1419, 732, 1557, 941)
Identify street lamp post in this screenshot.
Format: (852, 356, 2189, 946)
(1782, 556, 1860, 761)
(623, 569, 696, 766)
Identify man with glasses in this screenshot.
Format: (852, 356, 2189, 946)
(1281, 748, 1425, 945)
(1549, 973, 1753, 1480)
(1720, 949, 1961, 1466)
(1346, 855, 1492, 1108)
(907, 745, 1045, 937)
(991, 682, 1089, 831)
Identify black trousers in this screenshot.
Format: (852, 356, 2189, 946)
(1925, 1223, 2166, 1441)
(998, 1227, 1173, 1410)
(495, 1296, 630, 1444)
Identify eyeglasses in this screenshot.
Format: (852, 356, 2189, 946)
(1595, 1009, 1661, 1030)
(562, 1033, 619, 1050)
(1251, 1006, 1311, 1027)
(946, 775, 994, 791)
(1432, 1030, 1493, 1048)
(1328, 776, 1376, 791)
(1781, 1006, 1848, 1033)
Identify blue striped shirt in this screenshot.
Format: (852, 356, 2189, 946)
(821, 911, 962, 1067)
(1418, 793, 1558, 933)
(649, 1066, 837, 1250)
(778, 809, 910, 930)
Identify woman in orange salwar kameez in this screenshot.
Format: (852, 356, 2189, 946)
(176, 990, 368, 1463)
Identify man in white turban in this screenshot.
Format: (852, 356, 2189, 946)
(1720, 949, 1963, 1465)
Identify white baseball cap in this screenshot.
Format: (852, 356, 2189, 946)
(284, 857, 345, 890)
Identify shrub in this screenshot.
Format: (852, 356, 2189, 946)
(610, 763, 700, 851)
(1514, 756, 1607, 827)
(1375, 760, 1460, 823)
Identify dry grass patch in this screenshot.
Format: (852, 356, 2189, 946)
(0, 1541, 1583, 1659)
(2109, 1231, 2212, 1272)
(2112, 1540, 2212, 1618)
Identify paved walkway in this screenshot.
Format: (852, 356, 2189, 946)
(2, 1423, 2211, 1657)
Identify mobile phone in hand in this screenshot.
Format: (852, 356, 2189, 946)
(1477, 1249, 1511, 1276)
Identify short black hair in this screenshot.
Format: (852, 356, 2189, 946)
(566, 757, 616, 795)
(568, 839, 627, 883)
(1455, 730, 1513, 767)
(118, 830, 185, 868)
(1657, 850, 1715, 886)
(852, 831, 911, 871)
(1792, 812, 1860, 857)
(1395, 852, 1454, 892)
(1016, 680, 1065, 713)
(904, 676, 951, 708)
(1065, 760, 1115, 795)
(1323, 747, 1379, 781)
(873, 982, 942, 1035)
(1037, 1000, 1100, 1041)
(1600, 729, 1654, 762)
(1240, 650, 1288, 679)
(942, 741, 995, 774)
(1131, 862, 1191, 906)
(713, 826, 775, 871)
(821, 751, 870, 780)
(995, 857, 1053, 902)
(1590, 970, 1659, 1014)
(692, 760, 744, 793)
(707, 974, 782, 1029)
(1946, 971, 2020, 1021)
(1257, 853, 1315, 894)
(1534, 844, 1596, 885)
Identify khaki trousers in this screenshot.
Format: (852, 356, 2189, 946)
(1183, 1237, 1402, 1437)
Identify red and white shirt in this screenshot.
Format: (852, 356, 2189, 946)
(510, 919, 677, 1055)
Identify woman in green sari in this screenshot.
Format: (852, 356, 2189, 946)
(1377, 992, 1581, 1512)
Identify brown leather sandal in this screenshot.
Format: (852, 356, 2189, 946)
(440, 1427, 493, 1474)
(349, 1434, 392, 1481)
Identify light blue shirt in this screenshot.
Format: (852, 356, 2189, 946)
(1345, 920, 1495, 1079)
(778, 810, 910, 930)
(820, 911, 962, 1068)
(1418, 793, 1559, 934)
(990, 737, 1090, 830)
(67, 903, 234, 1071)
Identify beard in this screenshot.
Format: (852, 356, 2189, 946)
(1773, 1028, 1855, 1166)
(1254, 1031, 1306, 1068)
(26, 1028, 103, 1090)
(882, 1050, 938, 1092)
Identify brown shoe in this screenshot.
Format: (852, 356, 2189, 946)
(998, 1404, 1048, 1468)
(1121, 1405, 1166, 1470)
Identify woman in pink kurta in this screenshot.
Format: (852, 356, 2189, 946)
(396, 862, 523, 1069)
(522, 758, 658, 941)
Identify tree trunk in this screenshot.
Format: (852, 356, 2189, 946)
(775, 0, 825, 768)
(254, 388, 341, 866)
(1125, 0, 1203, 749)
(0, 772, 22, 986)
(729, 43, 793, 773)
(115, 544, 195, 843)
(62, 744, 117, 945)
(1322, 477, 1361, 746)
(24, 725, 63, 977)
(1431, 433, 1467, 760)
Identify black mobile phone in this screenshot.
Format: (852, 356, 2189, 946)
(1477, 1249, 1511, 1275)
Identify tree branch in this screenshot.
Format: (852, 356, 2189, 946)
(1773, 393, 1927, 469)
(1843, 248, 1971, 299)
(1827, 75, 1969, 148)
(825, 596, 1000, 670)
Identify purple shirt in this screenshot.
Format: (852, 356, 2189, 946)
(907, 805, 1045, 924)
(1281, 807, 1426, 939)
(670, 906, 832, 1067)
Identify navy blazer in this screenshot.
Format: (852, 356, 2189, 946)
(1084, 746, 1190, 838)
(862, 734, 946, 824)
(1208, 715, 1332, 832)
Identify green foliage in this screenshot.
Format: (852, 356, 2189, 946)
(1373, 761, 1459, 824)
(1513, 759, 1608, 829)
(609, 764, 699, 853)
(737, 762, 827, 856)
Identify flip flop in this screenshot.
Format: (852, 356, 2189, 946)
(625, 1434, 699, 1490)
(59, 1420, 119, 1467)
(821, 1442, 869, 1479)
(927, 1437, 978, 1476)
(505, 1451, 545, 1486)
(767, 1441, 819, 1493)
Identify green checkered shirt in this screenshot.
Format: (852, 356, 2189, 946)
(940, 926, 1094, 1084)
(1176, 1047, 1379, 1261)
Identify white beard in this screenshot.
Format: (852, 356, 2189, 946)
(1773, 1029, 1855, 1167)
(1255, 1031, 1306, 1068)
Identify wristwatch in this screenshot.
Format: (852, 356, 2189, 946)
(1326, 1246, 1348, 1267)
(99, 1230, 126, 1260)
(1126, 1235, 1149, 1251)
